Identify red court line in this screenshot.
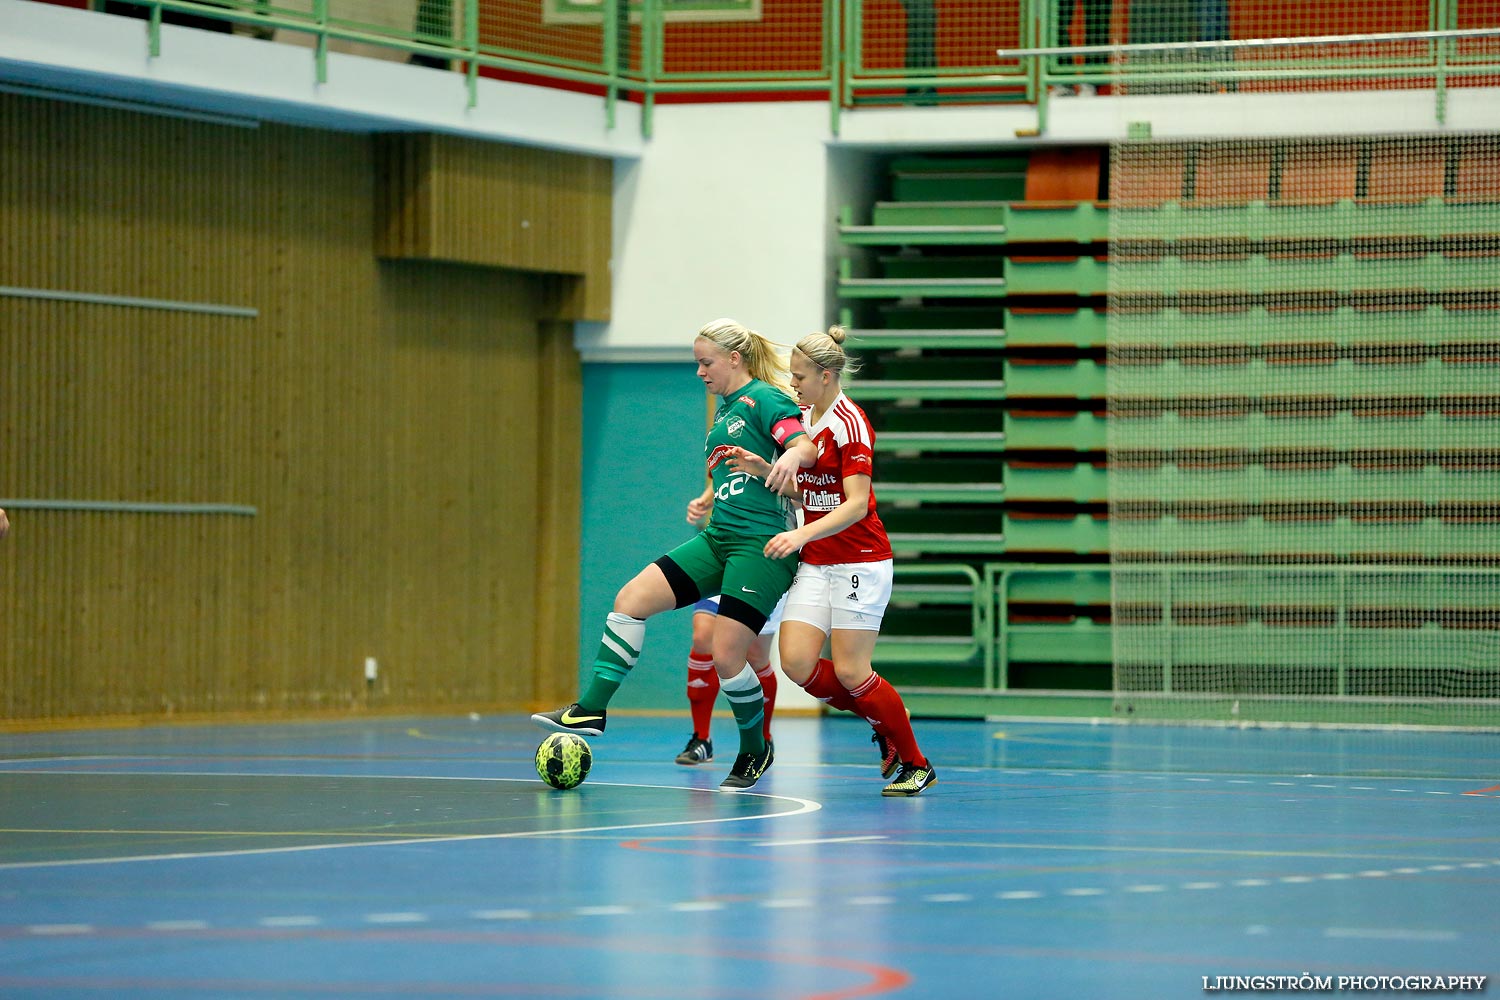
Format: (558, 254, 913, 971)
(0, 927, 911, 1000)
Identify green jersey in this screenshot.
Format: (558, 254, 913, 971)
(705, 378, 806, 535)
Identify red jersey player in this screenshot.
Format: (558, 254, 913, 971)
(728, 325, 935, 796)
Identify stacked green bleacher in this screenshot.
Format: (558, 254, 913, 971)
(833, 139, 1500, 727)
(1107, 138, 1500, 728)
(835, 150, 1115, 715)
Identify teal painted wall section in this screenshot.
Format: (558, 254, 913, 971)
(578, 362, 705, 711)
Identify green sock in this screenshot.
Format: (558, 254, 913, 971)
(578, 612, 644, 710)
(719, 665, 766, 755)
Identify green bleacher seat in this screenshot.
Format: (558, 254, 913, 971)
(874, 431, 1007, 453)
(849, 329, 1006, 351)
(1004, 308, 1107, 348)
(849, 379, 1006, 401)
(1112, 251, 1499, 296)
(1003, 513, 1110, 554)
(888, 155, 1029, 202)
(887, 533, 1008, 556)
(876, 482, 1005, 504)
(1004, 358, 1107, 399)
(1003, 410, 1107, 450)
(1005, 461, 1108, 502)
(1004, 255, 1108, 295)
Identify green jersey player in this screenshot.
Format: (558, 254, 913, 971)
(534, 318, 815, 790)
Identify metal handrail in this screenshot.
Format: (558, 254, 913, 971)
(879, 562, 991, 669)
(997, 25, 1500, 59)
(77, 0, 1500, 136)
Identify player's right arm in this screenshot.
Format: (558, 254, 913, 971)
(687, 484, 714, 526)
(725, 447, 799, 498)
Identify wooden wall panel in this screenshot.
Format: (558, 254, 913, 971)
(0, 94, 584, 723)
(375, 134, 612, 322)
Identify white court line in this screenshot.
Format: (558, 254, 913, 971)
(470, 910, 530, 921)
(753, 835, 885, 847)
(364, 912, 429, 924)
(1325, 927, 1459, 942)
(0, 756, 131, 764)
(0, 771, 821, 871)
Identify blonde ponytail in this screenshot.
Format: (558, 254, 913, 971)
(696, 318, 793, 396)
(793, 324, 862, 379)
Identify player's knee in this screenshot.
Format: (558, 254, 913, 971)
(779, 656, 814, 686)
(833, 661, 875, 690)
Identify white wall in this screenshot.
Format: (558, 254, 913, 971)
(577, 101, 835, 361)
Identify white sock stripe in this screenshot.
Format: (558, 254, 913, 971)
(604, 612, 645, 654)
(719, 665, 761, 693)
(601, 634, 638, 665)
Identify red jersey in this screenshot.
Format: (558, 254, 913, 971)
(795, 393, 893, 565)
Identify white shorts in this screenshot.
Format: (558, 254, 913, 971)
(783, 559, 894, 634)
(695, 593, 786, 636)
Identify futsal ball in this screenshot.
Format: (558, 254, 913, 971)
(535, 732, 592, 790)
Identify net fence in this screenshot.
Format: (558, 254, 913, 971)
(1049, 0, 1500, 93)
(1107, 130, 1500, 728)
(855, 0, 1024, 76)
(656, 0, 824, 79)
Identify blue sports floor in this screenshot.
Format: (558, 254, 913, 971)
(1, 713, 1497, 999)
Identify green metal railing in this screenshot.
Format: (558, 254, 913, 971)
(1017, 0, 1500, 131)
(79, 0, 1500, 136)
(871, 561, 1500, 725)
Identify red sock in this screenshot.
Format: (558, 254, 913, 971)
(800, 658, 858, 714)
(686, 650, 719, 741)
(753, 660, 778, 742)
(850, 672, 926, 768)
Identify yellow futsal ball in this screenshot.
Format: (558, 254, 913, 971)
(535, 732, 592, 790)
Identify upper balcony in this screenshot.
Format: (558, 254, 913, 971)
(4, 0, 1500, 140)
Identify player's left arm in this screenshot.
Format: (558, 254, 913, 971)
(765, 418, 815, 492)
(763, 473, 870, 559)
(726, 447, 801, 498)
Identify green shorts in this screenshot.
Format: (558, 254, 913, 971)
(662, 522, 798, 620)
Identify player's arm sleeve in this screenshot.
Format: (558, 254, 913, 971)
(836, 410, 875, 478)
(770, 416, 806, 449)
(840, 442, 873, 479)
(767, 396, 808, 450)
